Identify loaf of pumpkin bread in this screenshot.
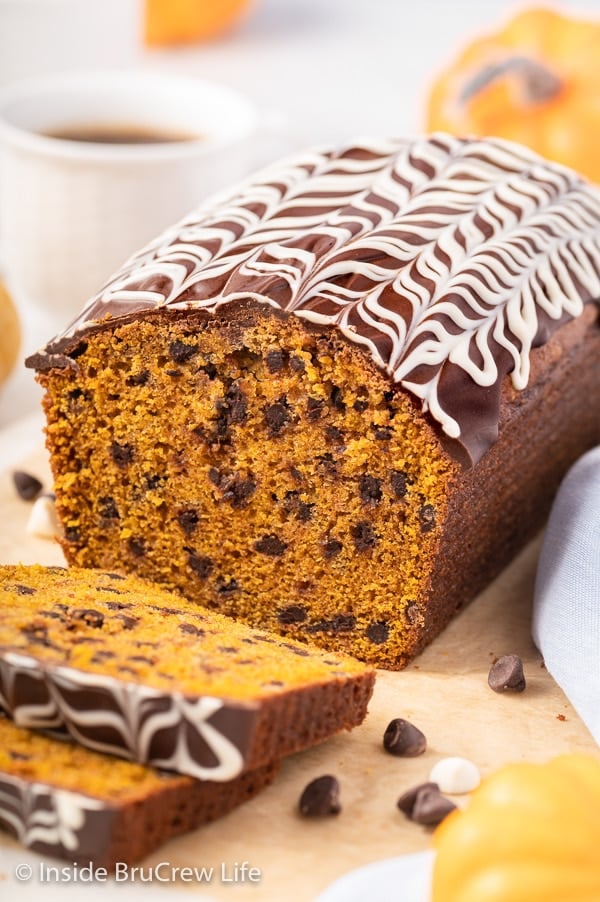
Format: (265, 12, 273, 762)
(27, 134, 600, 668)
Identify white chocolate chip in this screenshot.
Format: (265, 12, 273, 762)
(429, 757, 480, 794)
(26, 495, 61, 540)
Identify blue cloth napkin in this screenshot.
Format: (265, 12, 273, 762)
(532, 445, 600, 744)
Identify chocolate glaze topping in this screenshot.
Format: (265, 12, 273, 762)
(29, 134, 600, 463)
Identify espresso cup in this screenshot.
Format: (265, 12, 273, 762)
(0, 70, 261, 321)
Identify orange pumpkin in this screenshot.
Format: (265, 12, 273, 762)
(145, 0, 254, 47)
(0, 280, 20, 389)
(426, 8, 600, 183)
(431, 754, 600, 902)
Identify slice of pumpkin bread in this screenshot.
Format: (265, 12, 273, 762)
(0, 565, 374, 780)
(0, 712, 277, 867)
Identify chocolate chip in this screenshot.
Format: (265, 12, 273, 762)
(282, 491, 314, 522)
(64, 527, 81, 544)
(266, 349, 286, 372)
(397, 782, 439, 817)
(179, 622, 205, 637)
(299, 775, 341, 817)
(145, 474, 166, 490)
(169, 340, 197, 363)
(13, 471, 43, 501)
(110, 441, 134, 468)
(129, 655, 155, 665)
(278, 605, 308, 625)
(488, 654, 526, 693)
(329, 386, 345, 411)
(351, 521, 377, 552)
(128, 537, 146, 557)
(383, 719, 427, 757)
(14, 584, 36, 596)
(225, 383, 248, 425)
(200, 362, 217, 380)
(126, 370, 150, 386)
(325, 426, 345, 445)
(98, 496, 119, 520)
(306, 614, 356, 634)
(104, 600, 132, 610)
(67, 609, 104, 629)
(69, 341, 88, 359)
(177, 508, 199, 535)
(221, 477, 257, 507)
(208, 467, 222, 486)
(187, 551, 213, 580)
(419, 504, 436, 533)
(359, 475, 382, 505)
(373, 426, 393, 441)
(165, 368, 182, 377)
(116, 614, 140, 630)
(411, 786, 457, 827)
(316, 452, 337, 476)
(323, 537, 343, 559)
(21, 622, 52, 646)
(216, 577, 239, 594)
(390, 470, 409, 499)
(106, 573, 126, 581)
(8, 750, 30, 761)
(289, 466, 303, 483)
(290, 356, 306, 373)
(366, 621, 389, 644)
(353, 399, 369, 412)
(265, 400, 291, 436)
(254, 534, 287, 556)
(306, 397, 324, 421)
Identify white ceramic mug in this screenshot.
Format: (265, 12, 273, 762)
(0, 70, 261, 321)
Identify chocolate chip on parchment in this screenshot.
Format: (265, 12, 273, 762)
(299, 775, 341, 817)
(410, 786, 457, 826)
(13, 471, 43, 501)
(383, 719, 427, 757)
(488, 654, 526, 693)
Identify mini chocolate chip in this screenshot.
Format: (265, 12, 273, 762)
(96, 586, 121, 594)
(265, 400, 290, 436)
(353, 398, 369, 412)
(266, 349, 286, 372)
(126, 370, 150, 386)
(325, 426, 345, 445)
(290, 356, 306, 372)
(390, 470, 409, 498)
(187, 551, 214, 580)
(110, 441, 134, 468)
(397, 782, 439, 817)
(98, 496, 119, 520)
(289, 466, 304, 483)
(14, 584, 36, 596)
(282, 491, 314, 522)
(306, 614, 356, 634)
(129, 655, 155, 665)
(8, 750, 30, 761)
(373, 426, 393, 441)
(13, 471, 43, 501)
(64, 527, 81, 544)
(21, 622, 52, 646)
(254, 534, 287, 556)
(116, 615, 139, 630)
(219, 646, 238, 654)
(299, 775, 341, 817)
(177, 508, 199, 535)
(411, 787, 457, 826)
(165, 368, 182, 377)
(366, 621, 389, 644)
(323, 537, 343, 559)
(278, 605, 308, 625)
(179, 623, 205, 637)
(351, 521, 377, 552)
(217, 577, 239, 594)
(128, 537, 146, 557)
(208, 467, 222, 486)
(329, 386, 346, 411)
(104, 600, 132, 610)
(383, 719, 427, 757)
(200, 362, 218, 380)
(359, 475, 382, 505)
(297, 502, 314, 522)
(222, 477, 257, 507)
(106, 573, 126, 581)
(306, 397, 324, 421)
(145, 474, 166, 490)
(488, 654, 526, 693)
(316, 453, 337, 476)
(67, 608, 104, 629)
(225, 383, 247, 425)
(169, 340, 197, 363)
(419, 504, 436, 533)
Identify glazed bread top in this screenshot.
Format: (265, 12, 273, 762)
(28, 134, 600, 463)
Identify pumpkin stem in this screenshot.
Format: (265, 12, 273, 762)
(459, 56, 562, 106)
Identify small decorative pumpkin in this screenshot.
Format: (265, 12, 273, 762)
(426, 8, 600, 183)
(0, 279, 20, 390)
(431, 754, 600, 902)
(145, 0, 254, 46)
